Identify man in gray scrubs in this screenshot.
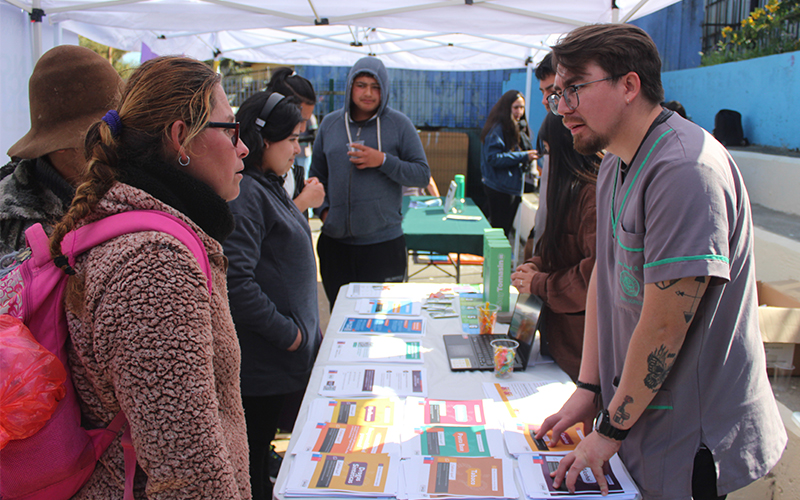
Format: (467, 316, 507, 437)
(536, 24, 785, 498)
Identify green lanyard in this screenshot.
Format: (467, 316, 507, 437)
(610, 128, 674, 248)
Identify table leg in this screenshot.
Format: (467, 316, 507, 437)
(456, 253, 461, 283)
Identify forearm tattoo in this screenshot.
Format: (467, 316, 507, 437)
(655, 279, 681, 290)
(674, 276, 707, 324)
(644, 344, 676, 391)
(613, 395, 634, 426)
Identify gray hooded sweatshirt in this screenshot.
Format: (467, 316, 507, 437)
(310, 57, 430, 245)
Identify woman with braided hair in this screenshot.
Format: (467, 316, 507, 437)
(48, 56, 251, 498)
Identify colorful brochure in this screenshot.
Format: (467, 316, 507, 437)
(355, 298, 422, 316)
(516, 452, 638, 499)
(329, 336, 424, 364)
(402, 425, 504, 458)
(283, 452, 398, 497)
(307, 397, 402, 427)
(338, 316, 426, 336)
(294, 421, 401, 456)
(319, 365, 428, 397)
(404, 397, 498, 426)
(504, 422, 587, 456)
(346, 283, 412, 299)
(402, 455, 518, 500)
(459, 292, 484, 334)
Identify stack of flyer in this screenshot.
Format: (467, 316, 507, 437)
(397, 398, 516, 499)
(292, 397, 404, 456)
(284, 451, 400, 498)
(401, 397, 505, 458)
(319, 365, 428, 397)
(401, 456, 518, 499)
(516, 453, 639, 499)
(284, 398, 404, 497)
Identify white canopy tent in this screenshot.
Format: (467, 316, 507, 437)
(6, 0, 680, 68)
(2, 0, 680, 157)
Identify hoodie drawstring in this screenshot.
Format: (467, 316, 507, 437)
(345, 112, 382, 152)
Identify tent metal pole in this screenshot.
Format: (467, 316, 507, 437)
(31, 0, 42, 64)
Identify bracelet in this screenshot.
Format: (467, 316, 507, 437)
(576, 380, 601, 394)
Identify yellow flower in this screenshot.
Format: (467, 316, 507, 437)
(766, 1, 779, 14)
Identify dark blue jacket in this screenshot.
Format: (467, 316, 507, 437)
(224, 170, 320, 396)
(481, 123, 529, 195)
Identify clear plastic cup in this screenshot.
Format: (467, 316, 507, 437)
(491, 339, 519, 379)
(772, 362, 795, 393)
(478, 303, 499, 335)
(348, 140, 365, 152)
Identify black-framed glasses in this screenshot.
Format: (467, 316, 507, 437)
(547, 76, 619, 115)
(207, 121, 240, 147)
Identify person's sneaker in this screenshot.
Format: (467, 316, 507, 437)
(268, 446, 283, 483)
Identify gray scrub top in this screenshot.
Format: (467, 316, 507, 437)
(594, 113, 786, 498)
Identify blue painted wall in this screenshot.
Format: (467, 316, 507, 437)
(631, 0, 704, 71)
(662, 50, 800, 149)
(297, 65, 525, 129)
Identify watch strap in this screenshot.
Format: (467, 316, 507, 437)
(595, 409, 630, 441)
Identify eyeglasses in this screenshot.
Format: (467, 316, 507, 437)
(547, 76, 619, 116)
(207, 121, 240, 147)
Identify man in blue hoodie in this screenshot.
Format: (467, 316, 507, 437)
(311, 57, 430, 307)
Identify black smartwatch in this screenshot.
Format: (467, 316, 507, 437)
(594, 409, 630, 441)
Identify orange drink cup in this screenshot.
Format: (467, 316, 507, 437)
(478, 303, 499, 335)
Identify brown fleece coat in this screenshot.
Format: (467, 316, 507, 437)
(67, 182, 251, 499)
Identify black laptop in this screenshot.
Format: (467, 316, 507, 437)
(443, 293, 544, 372)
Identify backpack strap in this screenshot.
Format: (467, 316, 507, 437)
(59, 210, 212, 294)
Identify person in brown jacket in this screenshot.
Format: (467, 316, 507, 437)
(511, 112, 599, 381)
(48, 56, 252, 498)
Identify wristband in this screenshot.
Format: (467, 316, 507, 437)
(576, 380, 601, 394)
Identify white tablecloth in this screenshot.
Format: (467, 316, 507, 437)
(274, 283, 575, 499)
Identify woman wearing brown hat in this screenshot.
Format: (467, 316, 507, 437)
(0, 45, 123, 255)
(47, 56, 252, 498)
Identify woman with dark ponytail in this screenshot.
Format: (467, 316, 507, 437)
(224, 90, 322, 500)
(265, 67, 324, 213)
(49, 56, 251, 498)
(480, 90, 539, 237)
(510, 112, 600, 381)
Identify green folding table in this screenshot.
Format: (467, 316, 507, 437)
(402, 196, 491, 281)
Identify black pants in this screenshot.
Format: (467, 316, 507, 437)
(692, 447, 726, 500)
(242, 394, 287, 500)
(483, 184, 520, 238)
(317, 233, 408, 309)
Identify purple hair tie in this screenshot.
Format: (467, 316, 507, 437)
(101, 110, 122, 138)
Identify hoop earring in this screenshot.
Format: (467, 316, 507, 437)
(178, 154, 190, 167)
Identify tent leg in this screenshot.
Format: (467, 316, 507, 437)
(30, 0, 43, 63)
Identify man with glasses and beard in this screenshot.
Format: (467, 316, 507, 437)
(535, 24, 785, 499)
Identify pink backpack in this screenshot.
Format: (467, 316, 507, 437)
(0, 210, 212, 500)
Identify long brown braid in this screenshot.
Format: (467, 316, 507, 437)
(48, 56, 221, 263)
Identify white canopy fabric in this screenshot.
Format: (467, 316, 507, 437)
(6, 0, 681, 69)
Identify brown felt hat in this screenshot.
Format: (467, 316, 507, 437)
(7, 45, 123, 160)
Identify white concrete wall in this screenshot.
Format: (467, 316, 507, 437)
(732, 150, 800, 217)
(754, 228, 800, 283)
